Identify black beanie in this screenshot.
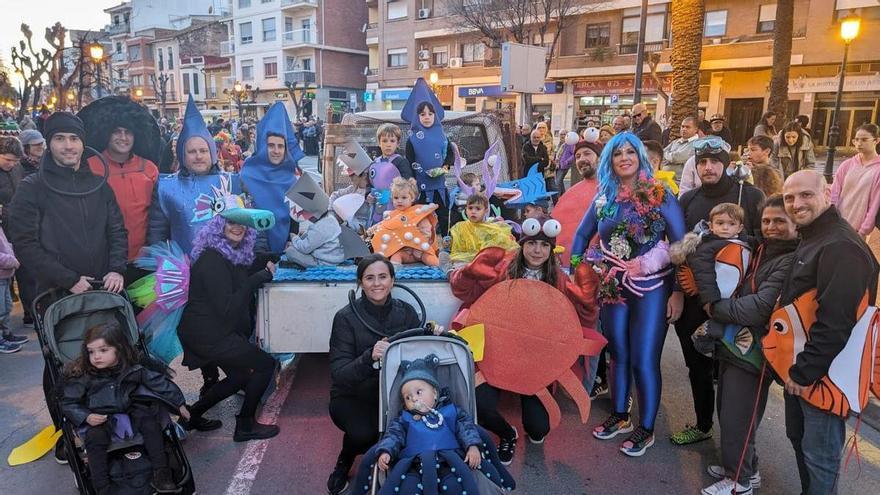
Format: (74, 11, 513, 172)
(696, 147, 730, 167)
(43, 112, 86, 144)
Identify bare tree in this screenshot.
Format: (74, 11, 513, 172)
(45, 23, 94, 107)
(10, 24, 53, 119)
(767, 0, 794, 122)
(443, 0, 589, 122)
(647, 52, 670, 107)
(151, 73, 171, 119)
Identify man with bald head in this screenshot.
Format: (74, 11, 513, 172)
(631, 103, 662, 143)
(779, 170, 878, 495)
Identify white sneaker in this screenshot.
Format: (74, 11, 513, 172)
(701, 478, 753, 495)
(707, 465, 762, 488)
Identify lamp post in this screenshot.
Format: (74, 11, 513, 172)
(824, 14, 861, 184)
(89, 44, 105, 99)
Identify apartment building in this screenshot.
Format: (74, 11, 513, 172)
(367, 0, 880, 148)
(223, 0, 368, 121)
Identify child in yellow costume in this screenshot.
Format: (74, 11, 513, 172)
(449, 194, 519, 266)
(371, 177, 440, 266)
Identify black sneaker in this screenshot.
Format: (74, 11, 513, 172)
(497, 427, 518, 465)
(179, 406, 222, 432)
(590, 379, 609, 399)
(326, 452, 352, 494)
(54, 441, 68, 465)
(0, 339, 22, 354)
(2, 332, 28, 345)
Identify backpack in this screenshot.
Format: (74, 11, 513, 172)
(106, 447, 153, 495)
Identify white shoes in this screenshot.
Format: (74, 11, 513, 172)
(701, 478, 753, 495)
(706, 465, 762, 488)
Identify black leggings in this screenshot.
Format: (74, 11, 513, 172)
(674, 297, 715, 432)
(85, 403, 167, 489)
(189, 344, 276, 419)
(476, 383, 550, 441)
(329, 392, 379, 460)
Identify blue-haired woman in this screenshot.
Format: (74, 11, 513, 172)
(571, 132, 686, 457)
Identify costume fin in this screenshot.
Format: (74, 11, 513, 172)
(558, 370, 592, 424)
(535, 387, 562, 429)
(457, 324, 485, 362)
(7, 426, 62, 466)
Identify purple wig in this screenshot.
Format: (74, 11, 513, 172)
(191, 215, 257, 266)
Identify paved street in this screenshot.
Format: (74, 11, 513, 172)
(2, 299, 880, 495)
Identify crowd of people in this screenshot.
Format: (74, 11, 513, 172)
(0, 82, 878, 495)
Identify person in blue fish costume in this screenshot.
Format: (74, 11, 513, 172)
(351, 354, 515, 495)
(402, 78, 455, 236)
(147, 95, 245, 256)
(240, 102, 304, 254)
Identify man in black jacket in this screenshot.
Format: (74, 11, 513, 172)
(670, 144, 765, 447)
(631, 103, 662, 144)
(779, 171, 878, 495)
(7, 112, 128, 463)
(521, 129, 549, 176)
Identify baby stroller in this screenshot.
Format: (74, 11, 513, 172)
(34, 287, 195, 495)
(348, 286, 516, 494)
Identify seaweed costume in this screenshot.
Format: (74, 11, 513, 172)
(241, 102, 304, 253)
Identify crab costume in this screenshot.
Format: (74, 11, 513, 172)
(571, 136, 686, 435)
(371, 204, 441, 266)
(149, 96, 244, 255)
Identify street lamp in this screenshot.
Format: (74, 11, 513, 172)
(90, 43, 105, 99)
(824, 14, 861, 184)
(135, 88, 143, 99)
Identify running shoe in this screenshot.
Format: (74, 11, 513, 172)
(497, 427, 518, 465)
(0, 339, 21, 354)
(527, 434, 545, 445)
(707, 465, 762, 488)
(620, 426, 655, 457)
(592, 413, 633, 440)
(589, 379, 608, 399)
(54, 442, 69, 465)
(2, 331, 28, 345)
(701, 478, 752, 495)
(670, 424, 713, 445)
(326, 452, 353, 495)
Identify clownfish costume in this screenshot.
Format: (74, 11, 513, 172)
(371, 204, 440, 265)
(676, 239, 751, 300)
(763, 289, 880, 417)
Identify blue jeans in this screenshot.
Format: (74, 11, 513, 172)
(784, 393, 846, 495)
(0, 279, 11, 334)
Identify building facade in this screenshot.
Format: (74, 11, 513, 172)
(222, 0, 368, 121)
(366, 0, 880, 150)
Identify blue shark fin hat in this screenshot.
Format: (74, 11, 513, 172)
(399, 354, 441, 391)
(176, 95, 218, 166)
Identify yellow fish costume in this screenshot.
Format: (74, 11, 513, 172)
(449, 220, 519, 264)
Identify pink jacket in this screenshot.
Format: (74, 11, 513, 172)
(831, 155, 880, 235)
(0, 226, 19, 279)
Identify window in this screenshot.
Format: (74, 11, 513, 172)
(144, 46, 153, 62)
(586, 23, 610, 48)
(241, 59, 254, 80)
(704, 10, 727, 37)
(285, 56, 297, 71)
(387, 48, 407, 68)
(387, 0, 407, 20)
(264, 57, 278, 78)
(239, 0, 251, 8)
(756, 4, 776, 33)
(240, 22, 253, 44)
(128, 45, 141, 61)
(262, 0, 273, 3)
(461, 42, 484, 63)
(262, 18, 276, 42)
(301, 19, 313, 42)
(115, 42, 122, 53)
(285, 17, 293, 33)
(301, 58, 312, 71)
(114, 15, 119, 25)
(621, 5, 667, 46)
(117, 69, 124, 79)
(168, 47, 174, 69)
(183, 74, 190, 95)
(432, 46, 448, 66)
(131, 74, 142, 86)
(158, 49, 164, 70)
(193, 73, 200, 95)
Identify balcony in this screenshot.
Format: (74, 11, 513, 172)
(207, 88, 218, 99)
(618, 40, 668, 56)
(111, 52, 126, 63)
(220, 40, 235, 56)
(282, 29, 317, 49)
(366, 68, 378, 76)
(284, 70, 316, 85)
(106, 22, 130, 36)
(281, 0, 317, 10)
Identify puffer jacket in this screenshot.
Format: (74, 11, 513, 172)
(711, 238, 799, 373)
(687, 235, 752, 306)
(772, 136, 816, 178)
(60, 363, 185, 427)
(0, 163, 23, 226)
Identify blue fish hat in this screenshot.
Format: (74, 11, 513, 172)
(400, 78, 449, 193)
(177, 95, 218, 168)
(399, 354, 441, 392)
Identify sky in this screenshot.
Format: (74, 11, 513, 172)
(1, 0, 120, 78)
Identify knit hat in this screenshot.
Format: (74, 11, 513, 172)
(399, 354, 441, 391)
(519, 216, 562, 248)
(695, 147, 730, 167)
(574, 140, 602, 157)
(694, 136, 731, 167)
(18, 129, 44, 146)
(43, 112, 85, 143)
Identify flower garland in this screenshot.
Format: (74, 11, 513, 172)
(589, 172, 667, 304)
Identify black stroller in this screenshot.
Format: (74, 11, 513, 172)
(34, 288, 195, 494)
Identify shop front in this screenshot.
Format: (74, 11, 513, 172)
(789, 73, 880, 147)
(572, 76, 672, 129)
(379, 88, 412, 111)
(454, 82, 564, 124)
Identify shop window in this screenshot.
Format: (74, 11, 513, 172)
(461, 42, 485, 63)
(387, 1, 407, 20)
(387, 48, 408, 68)
(704, 11, 727, 38)
(586, 23, 610, 48)
(432, 46, 448, 66)
(757, 4, 776, 33)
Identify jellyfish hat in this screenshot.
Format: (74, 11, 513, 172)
(401, 77, 449, 195)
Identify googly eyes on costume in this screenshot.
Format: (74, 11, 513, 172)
(543, 219, 562, 238)
(521, 218, 541, 236)
(522, 218, 562, 238)
(369, 167, 377, 179)
(772, 319, 789, 335)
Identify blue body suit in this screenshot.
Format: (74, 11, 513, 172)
(572, 189, 686, 430)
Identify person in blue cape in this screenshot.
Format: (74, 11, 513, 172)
(240, 102, 304, 253)
(402, 77, 455, 235)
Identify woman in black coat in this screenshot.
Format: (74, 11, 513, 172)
(326, 254, 422, 495)
(177, 211, 279, 442)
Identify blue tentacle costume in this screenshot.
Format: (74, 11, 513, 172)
(240, 102, 304, 253)
(571, 133, 686, 432)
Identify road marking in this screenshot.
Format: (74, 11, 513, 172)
(224, 359, 299, 495)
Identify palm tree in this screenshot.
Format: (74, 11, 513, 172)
(669, 0, 705, 140)
(767, 0, 794, 122)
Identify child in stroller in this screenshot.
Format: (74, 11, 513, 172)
(352, 353, 514, 495)
(60, 321, 188, 494)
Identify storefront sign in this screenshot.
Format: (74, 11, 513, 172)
(381, 89, 412, 101)
(457, 82, 562, 98)
(572, 76, 672, 96)
(788, 74, 880, 94)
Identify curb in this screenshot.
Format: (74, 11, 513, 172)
(863, 400, 880, 432)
